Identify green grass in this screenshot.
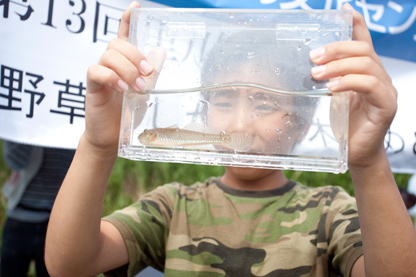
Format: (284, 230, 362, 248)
(0, 139, 414, 276)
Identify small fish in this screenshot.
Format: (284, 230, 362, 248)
(138, 123, 253, 151)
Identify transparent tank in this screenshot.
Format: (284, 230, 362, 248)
(118, 8, 352, 173)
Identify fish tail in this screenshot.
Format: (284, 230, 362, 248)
(224, 133, 254, 151)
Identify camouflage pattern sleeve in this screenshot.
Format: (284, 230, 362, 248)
(102, 183, 179, 277)
(325, 186, 363, 276)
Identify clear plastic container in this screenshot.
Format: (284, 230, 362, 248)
(118, 8, 352, 173)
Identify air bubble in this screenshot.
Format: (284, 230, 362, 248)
(274, 68, 281, 75)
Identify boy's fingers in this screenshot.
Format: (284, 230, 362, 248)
(310, 40, 379, 66)
(327, 75, 397, 114)
(100, 49, 142, 91)
(118, 1, 141, 41)
(99, 46, 165, 93)
(342, 3, 373, 45)
(87, 64, 126, 95)
(311, 56, 390, 84)
(107, 39, 153, 76)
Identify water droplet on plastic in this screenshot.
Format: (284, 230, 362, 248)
(297, 45, 302, 51)
(304, 38, 311, 45)
(220, 130, 226, 135)
(274, 67, 281, 75)
(247, 52, 255, 59)
(248, 95, 254, 101)
(275, 128, 281, 133)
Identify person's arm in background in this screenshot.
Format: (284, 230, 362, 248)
(45, 2, 155, 276)
(311, 4, 416, 276)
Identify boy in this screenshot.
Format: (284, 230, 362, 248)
(45, 2, 416, 276)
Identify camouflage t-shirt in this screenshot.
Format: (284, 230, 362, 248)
(103, 177, 362, 277)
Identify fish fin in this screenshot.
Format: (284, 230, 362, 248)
(182, 122, 216, 134)
(225, 133, 254, 152)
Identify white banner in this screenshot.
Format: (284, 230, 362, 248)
(0, 0, 166, 149)
(1, 0, 416, 173)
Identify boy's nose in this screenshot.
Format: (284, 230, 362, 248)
(227, 108, 253, 134)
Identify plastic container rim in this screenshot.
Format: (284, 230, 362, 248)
(132, 7, 353, 15)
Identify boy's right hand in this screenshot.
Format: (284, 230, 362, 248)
(83, 1, 164, 156)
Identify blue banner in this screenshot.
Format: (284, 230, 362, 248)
(149, 0, 416, 63)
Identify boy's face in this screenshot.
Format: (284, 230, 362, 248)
(205, 67, 306, 155)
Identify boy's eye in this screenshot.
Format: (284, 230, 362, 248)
(212, 102, 233, 108)
(255, 104, 281, 113)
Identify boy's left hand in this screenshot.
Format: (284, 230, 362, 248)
(310, 3, 397, 170)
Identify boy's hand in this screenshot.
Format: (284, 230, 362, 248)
(310, 3, 397, 170)
(84, 1, 142, 156)
(84, 1, 165, 156)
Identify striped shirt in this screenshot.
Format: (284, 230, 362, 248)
(3, 141, 74, 222)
